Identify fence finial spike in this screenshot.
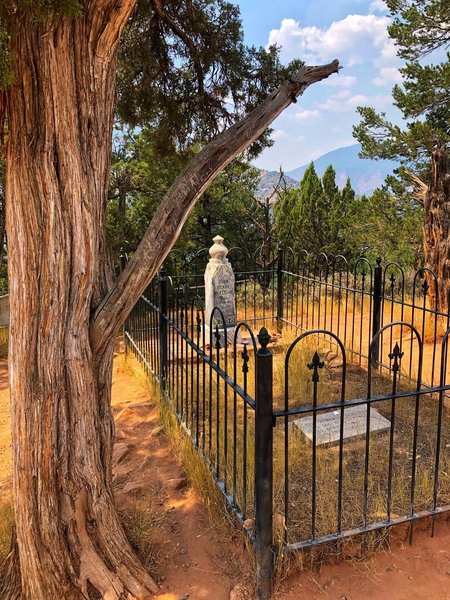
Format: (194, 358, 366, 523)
(257, 327, 271, 349)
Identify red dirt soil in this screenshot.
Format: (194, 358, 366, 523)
(1, 353, 450, 599)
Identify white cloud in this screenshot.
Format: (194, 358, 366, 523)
(335, 89, 352, 99)
(272, 129, 289, 140)
(293, 107, 322, 121)
(373, 67, 402, 86)
(322, 74, 357, 88)
(369, 0, 388, 13)
(268, 14, 397, 68)
(319, 93, 391, 112)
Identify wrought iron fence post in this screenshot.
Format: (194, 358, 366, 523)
(255, 327, 274, 599)
(371, 256, 382, 367)
(159, 268, 168, 389)
(276, 244, 284, 333)
(120, 249, 128, 352)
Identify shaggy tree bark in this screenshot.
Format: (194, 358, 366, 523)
(3, 3, 159, 599)
(407, 143, 450, 311)
(1, 1, 339, 596)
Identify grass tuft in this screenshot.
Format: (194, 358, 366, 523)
(0, 502, 13, 573)
(120, 504, 165, 571)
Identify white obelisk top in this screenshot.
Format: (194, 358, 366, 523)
(209, 235, 229, 261)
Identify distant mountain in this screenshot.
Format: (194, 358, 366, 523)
(286, 144, 398, 196)
(255, 170, 297, 202)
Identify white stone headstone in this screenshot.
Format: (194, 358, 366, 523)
(292, 405, 390, 446)
(204, 235, 237, 347)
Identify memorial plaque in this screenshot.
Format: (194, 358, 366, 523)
(292, 405, 390, 446)
(204, 235, 237, 346)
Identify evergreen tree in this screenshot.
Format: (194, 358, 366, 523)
(353, 0, 450, 308)
(275, 164, 356, 257)
(344, 188, 423, 267)
(275, 163, 324, 255)
(321, 165, 343, 254)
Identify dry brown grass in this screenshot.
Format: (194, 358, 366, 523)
(120, 504, 166, 571)
(0, 327, 8, 359)
(0, 502, 13, 579)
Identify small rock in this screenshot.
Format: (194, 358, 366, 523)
(113, 442, 132, 465)
(151, 425, 164, 436)
(329, 357, 344, 368)
(179, 595, 189, 600)
(164, 477, 188, 491)
(322, 579, 333, 590)
(230, 583, 252, 600)
(115, 407, 133, 421)
(243, 518, 254, 531)
(273, 513, 286, 541)
(115, 427, 133, 440)
(122, 480, 144, 495)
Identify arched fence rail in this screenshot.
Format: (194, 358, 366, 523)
(124, 249, 450, 599)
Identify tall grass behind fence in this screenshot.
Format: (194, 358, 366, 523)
(280, 250, 450, 390)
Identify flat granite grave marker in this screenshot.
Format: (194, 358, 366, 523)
(204, 235, 237, 346)
(292, 405, 390, 446)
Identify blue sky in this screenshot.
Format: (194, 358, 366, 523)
(234, 0, 403, 171)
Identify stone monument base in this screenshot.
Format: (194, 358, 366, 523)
(203, 324, 239, 348)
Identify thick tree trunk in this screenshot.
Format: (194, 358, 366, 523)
(3, 4, 158, 599)
(409, 144, 450, 312)
(422, 145, 450, 312)
(1, 1, 339, 593)
(0, 193, 5, 275)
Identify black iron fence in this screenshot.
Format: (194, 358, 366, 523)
(124, 248, 450, 599)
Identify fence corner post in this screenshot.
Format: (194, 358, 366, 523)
(276, 244, 284, 334)
(255, 327, 274, 599)
(371, 256, 382, 367)
(159, 268, 168, 389)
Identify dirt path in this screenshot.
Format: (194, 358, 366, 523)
(1, 354, 450, 599)
(278, 520, 450, 600)
(111, 355, 251, 599)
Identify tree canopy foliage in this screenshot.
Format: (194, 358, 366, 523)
(1, 1, 303, 150)
(117, 1, 303, 154)
(354, 0, 450, 182)
(275, 163, 355, 257)
(273, 161, 422, 267)
(108, 128, 267, 269)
